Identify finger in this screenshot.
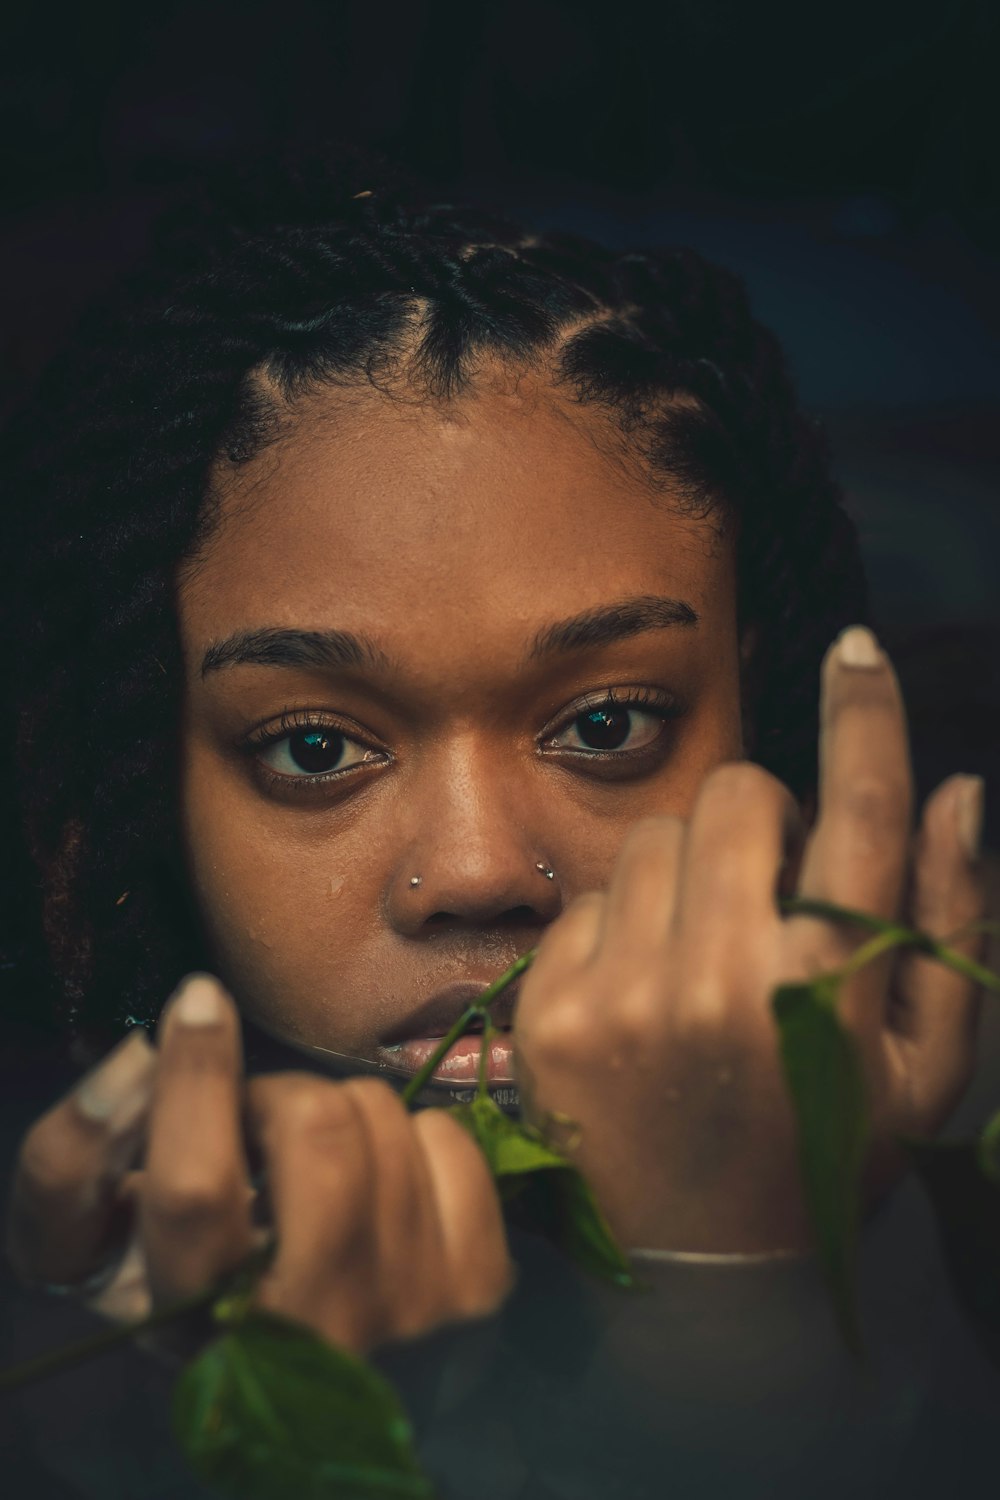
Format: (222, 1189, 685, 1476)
(797, 626, 914, 924)
(340, 1079, 448, 1341)
(6, 1029, 155, 1287)
(246, 1074, 377, 1352)
(521, 890, 604, 1000)
(412, 1106, 513, 1320)
(673, 763, 799, 1027)
(890, 774, 986, 1124)
(514, 892, 605, 1061)
(596, 814, 685, 955)
(140, 974, 254, 1304)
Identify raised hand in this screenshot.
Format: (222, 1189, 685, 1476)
(513, 626, 986, 1253)
(6, 976, 513, 1354)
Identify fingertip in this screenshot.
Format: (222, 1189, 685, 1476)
(74, 1027, 157, 1128)
(918, 774, 985, 863)
(829, 625, 883, 672)
(158, 972, 236, 1033)
(957, 775, 985, 863)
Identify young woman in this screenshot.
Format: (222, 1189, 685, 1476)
(1, 152, 991, 1497)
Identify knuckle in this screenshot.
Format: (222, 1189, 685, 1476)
(414, 1107, 471, 1159)
(276, 1080, 358, 1141)
(342, 1077, 404, 1121)
(621, 814, 683, 851)
(837, 775, 910, 835)
(522, 996, 592, 1067)
(676, 973, 730, 1036)
(143, 1168, 237, 1231)
(17, 1120, 82, 1199)
(547, 891, 604, 944)
(702, 760, 778, 804)
(605, 976, 659, 1046)
(565, 889, 605, 917)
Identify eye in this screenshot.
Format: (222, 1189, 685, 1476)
(546, 694, 675, 756)
(256, 725, 380, 779)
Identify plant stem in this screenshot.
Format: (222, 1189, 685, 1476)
(400, 950, 536, 1108)
(478, 1019, 495, 1098)
(400, 1003, 483, 1107)
(781, 897, 1000, 992)
(0, 1238, 277, 1397)
(0, 1282, 217, 1395)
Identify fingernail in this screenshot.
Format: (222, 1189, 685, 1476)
(75, 1029, 156, 1125)
(956, 775, 984, 862)
(172, 973, 225, 1027)
(836, 625, 882, 669)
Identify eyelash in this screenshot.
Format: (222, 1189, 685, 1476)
(541, 686, 682, 776)
(243, 708, 388, 796)
(243, 686, 682, 797)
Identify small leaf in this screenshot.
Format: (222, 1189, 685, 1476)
(772, 978, 868, 1358)
(451, 1098, 637, 1289)
(172, 1309, 435, 1499)
(906, 1132, 1000, 1373)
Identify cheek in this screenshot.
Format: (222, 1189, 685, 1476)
(178, 746, 381, 1045)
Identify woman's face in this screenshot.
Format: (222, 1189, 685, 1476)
(177, 371, 746, 1092)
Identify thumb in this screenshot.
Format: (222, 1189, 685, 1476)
(6, 1029, 156, 1290)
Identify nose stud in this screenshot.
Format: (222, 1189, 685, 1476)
(408, 864, 554, 890)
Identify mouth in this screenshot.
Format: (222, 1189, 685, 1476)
(375, 979, 520, 1085)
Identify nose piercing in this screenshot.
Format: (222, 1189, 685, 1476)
(535, 862, 555, 881)
(409, 876, 422, 888)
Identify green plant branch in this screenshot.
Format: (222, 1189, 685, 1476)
(400, 950, 536, 1107)
(478, 1019, 495, 1098)
(399, 1002, 483, 1107)
(781, 897, 1000, 993)
(0, 1235, 277, 1396)
(0, 1283, 217, 1394)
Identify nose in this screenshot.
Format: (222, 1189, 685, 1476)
(385, 750, 563, 938)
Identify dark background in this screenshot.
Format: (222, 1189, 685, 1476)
(2, 0, 998, 834)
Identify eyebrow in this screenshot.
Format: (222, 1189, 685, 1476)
(201, 627, 391, 677)
(200, 593, 698, 679)
(528, 595, 698, 658)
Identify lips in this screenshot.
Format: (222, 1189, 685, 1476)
(376, 978, 520, 1084)
(380, 1032, 517, 1084)
(378, 980, 520, 1047)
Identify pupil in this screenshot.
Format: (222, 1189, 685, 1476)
(578, 708, 630, 750)
(290, 729, 343, 773)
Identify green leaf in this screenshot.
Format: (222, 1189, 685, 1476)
(450, 1097, 638, 1290)
(906, 1130, 1000, 1373)
(772, 977, 868, 1358)
(172, 1309, 435, 1499)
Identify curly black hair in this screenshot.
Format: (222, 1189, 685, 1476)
(1, 147, 867, 1052)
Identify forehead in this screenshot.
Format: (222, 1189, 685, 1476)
(178, 376, 734, 656)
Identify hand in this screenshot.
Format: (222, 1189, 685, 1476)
(6, 977, 513, 1355)
(513, 627, 986, 1254)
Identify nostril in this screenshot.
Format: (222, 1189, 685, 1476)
(422, 904, 544, 929)
(500, 905, 538, 927)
